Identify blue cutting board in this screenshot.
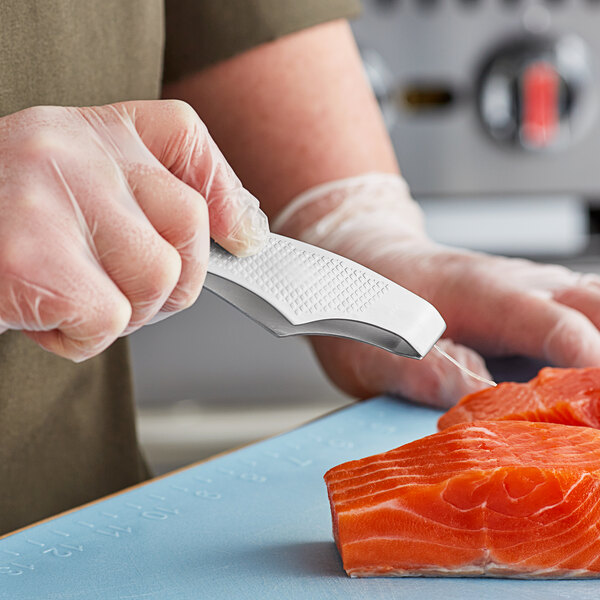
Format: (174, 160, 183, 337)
(1, 396, 599, 600)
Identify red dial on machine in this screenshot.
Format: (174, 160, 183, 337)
(520, 61, 560, 149)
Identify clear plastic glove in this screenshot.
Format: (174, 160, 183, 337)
(0, 100, 269, 361)
(273, 173, 600, 408)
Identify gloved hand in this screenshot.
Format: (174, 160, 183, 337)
(273, 173, 600, 408)
(0, 100, 269, 361)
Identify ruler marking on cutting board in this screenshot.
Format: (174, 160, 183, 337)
(0, 398, 411, 591)
(2, 397, 598, 599)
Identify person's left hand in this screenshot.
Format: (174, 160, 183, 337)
(274, 174, 600, 408)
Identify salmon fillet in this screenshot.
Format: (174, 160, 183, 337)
(324, 420, 600, 578)
(438, 367, 600, 431)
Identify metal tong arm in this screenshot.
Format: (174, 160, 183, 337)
(204, 234, 445, 359)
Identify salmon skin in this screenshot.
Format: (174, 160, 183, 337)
(438, 367, 600, 431)
(324, 420, 600, 578)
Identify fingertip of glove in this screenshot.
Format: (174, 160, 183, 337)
(417, 340, 492, 408)
(219, 206, 270, 257)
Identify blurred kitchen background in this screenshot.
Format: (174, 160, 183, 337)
(132, 0, 600, 474)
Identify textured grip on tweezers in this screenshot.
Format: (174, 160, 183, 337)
(204, 234, 445, 359)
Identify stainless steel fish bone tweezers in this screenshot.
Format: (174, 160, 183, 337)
(204, 234, 446, 359)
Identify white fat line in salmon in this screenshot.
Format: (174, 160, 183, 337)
(433, 344, 497, 388)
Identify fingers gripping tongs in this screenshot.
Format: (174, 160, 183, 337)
(204, 234, 446, 359)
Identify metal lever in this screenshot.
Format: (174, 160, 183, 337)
(204, 234, 445, 359)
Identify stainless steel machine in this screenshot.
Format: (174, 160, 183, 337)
(352, 0, 600, 202)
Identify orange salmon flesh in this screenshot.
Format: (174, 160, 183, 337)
(438, 367, 600, 431)
(324, 420, 600, 578)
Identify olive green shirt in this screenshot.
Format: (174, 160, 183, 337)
(0, 0, 359, 536)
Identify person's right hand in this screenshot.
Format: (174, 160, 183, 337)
(0, 100, 269, 361)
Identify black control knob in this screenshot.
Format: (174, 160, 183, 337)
(478, 35, 594, 151)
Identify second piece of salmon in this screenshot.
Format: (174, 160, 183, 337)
(438, 367, 600, 431)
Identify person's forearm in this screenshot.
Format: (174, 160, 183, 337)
(162, 19, 600, 410)
(161, 19, 398, 221)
